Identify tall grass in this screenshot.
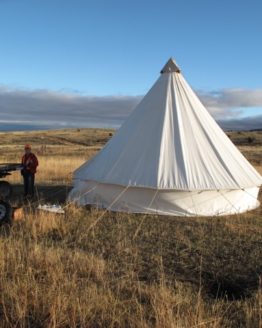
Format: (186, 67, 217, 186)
(0, 129, 261, 327)
(1, 155, 86, 185)
(0, 204, 261, 327)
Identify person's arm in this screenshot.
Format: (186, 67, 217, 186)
(33, 155, 39, 168)
(21, 156, 25, 175)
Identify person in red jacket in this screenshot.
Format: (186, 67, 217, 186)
(21, 144, 39, 198)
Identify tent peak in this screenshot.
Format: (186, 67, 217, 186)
(160, 58, 181, 74)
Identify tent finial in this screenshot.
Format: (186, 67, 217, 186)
(160, 57, 181, 74)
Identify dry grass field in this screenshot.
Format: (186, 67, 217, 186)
(0, 128, 261, 327)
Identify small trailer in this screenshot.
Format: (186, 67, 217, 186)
(0, 163, 23, 224)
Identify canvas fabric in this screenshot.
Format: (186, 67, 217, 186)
(69, 59, 262, 216)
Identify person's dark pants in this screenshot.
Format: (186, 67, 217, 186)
(23, 171, 35, 197)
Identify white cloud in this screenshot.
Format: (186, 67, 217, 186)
(0, 86, 142, 128)
(198, 88, 262, 119)
(0, 85, 261, 131)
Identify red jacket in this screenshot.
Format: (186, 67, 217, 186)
(22, 153, 39, 174)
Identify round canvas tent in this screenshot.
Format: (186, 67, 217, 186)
(68, 58, 262, 216)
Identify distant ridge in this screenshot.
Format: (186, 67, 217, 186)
(1, 123, 261, 133)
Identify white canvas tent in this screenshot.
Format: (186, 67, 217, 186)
(69, 58, 262, 216)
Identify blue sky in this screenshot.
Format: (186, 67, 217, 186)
(0, 0, 261, 130)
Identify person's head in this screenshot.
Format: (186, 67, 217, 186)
(24, 144, 31, 154)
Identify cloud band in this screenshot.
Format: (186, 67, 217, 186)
(0, 86, 261, 131)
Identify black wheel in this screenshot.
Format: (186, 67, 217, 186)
(0, 200, 12, 225)
(0, 181, 12, 199)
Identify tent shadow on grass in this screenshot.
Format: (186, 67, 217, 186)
(10, 183, 72, 206)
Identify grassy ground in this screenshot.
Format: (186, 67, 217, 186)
(0, 128, 261, 327)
